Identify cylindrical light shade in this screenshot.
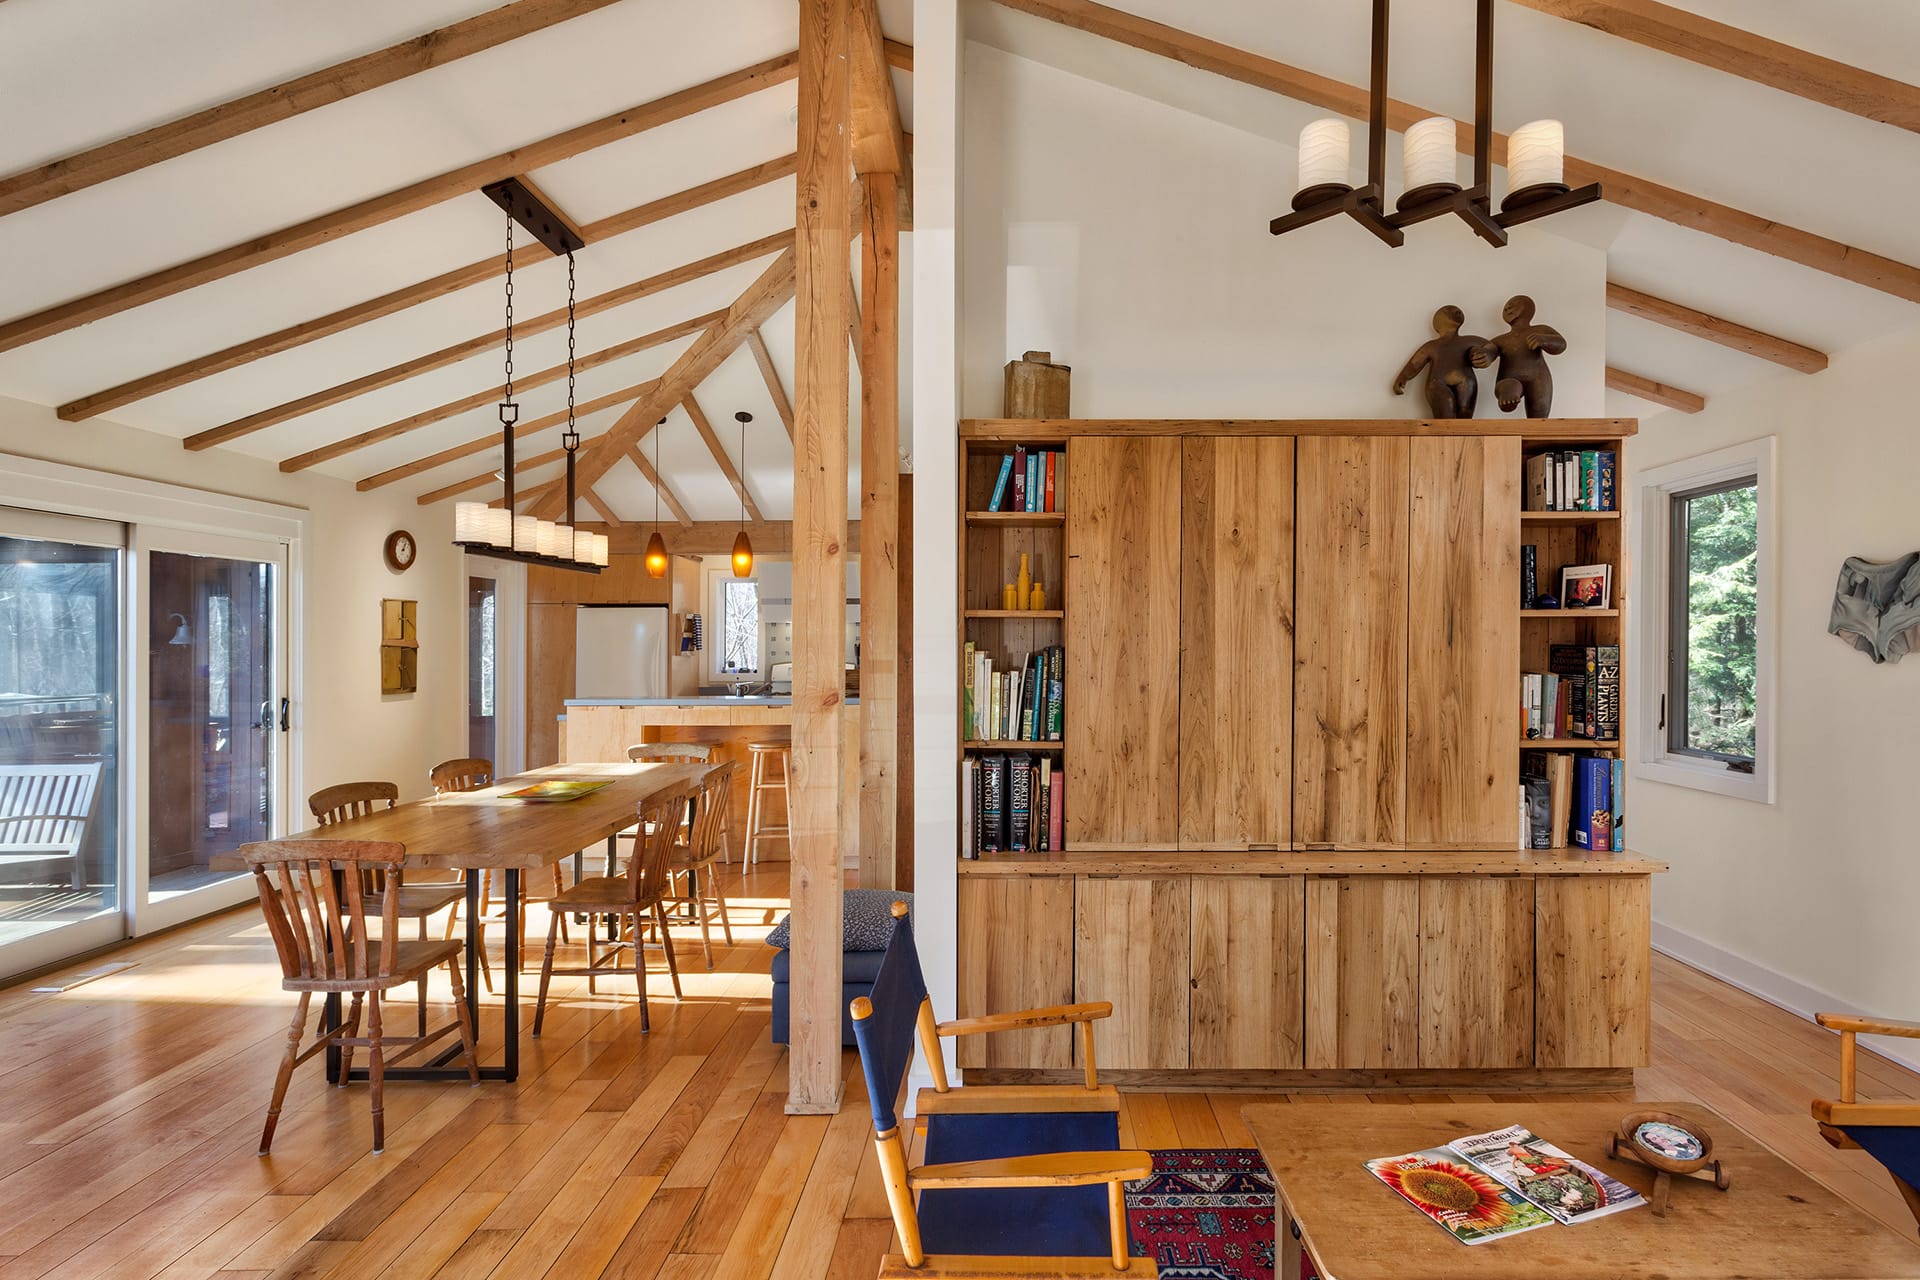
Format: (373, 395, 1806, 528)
(513, 514, 538, 554)
(591, 533, 610, 567)
(731, 530, 754, 578)
(574, 529, 594, 563)
(1507, 119, 1565, 194)
(453, 501, 486, 543)
(1296, 118, 1351, 194)
(482, 507, 512, 549)
(644, 529, 669, 578)
(536, 520, 563, 558)
(1402, 116, 1458, 194)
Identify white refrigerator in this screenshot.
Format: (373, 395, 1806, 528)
(574, 605, 669, 699)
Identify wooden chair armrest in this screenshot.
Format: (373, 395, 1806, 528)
(908, 1149, 1154, 1190)
(1813, 1099, 1920, 1127)
(934, 1002, 1113, 1038)
(1817, 1012, 1920, 1039)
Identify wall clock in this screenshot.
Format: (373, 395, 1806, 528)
(384, 529, 417, 573)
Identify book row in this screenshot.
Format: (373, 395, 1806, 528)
(1521, 750, 1623, 852)
(1524, 448, 1616, 512)
(986, 446, 1066, 513)
(962, 753, 1063, 855)
(1521, 546, 1613, 610)
(1523, 644, 1620, 741)
(963, 643, 1064, 744)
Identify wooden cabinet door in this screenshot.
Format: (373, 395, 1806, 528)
(956, 876, 1076, 1069)
(1293, 437, 1409, 847)
(1304, 877, 1419, 1069)
(1536, 876, 1652, 1068)
(1190, 876, 1305, 1068)
(1074, 876, 1190, 1070)
(1066, 438, 1182, 847)
(1179, 438, 1294, 849)
(1419, 877, 1534, 1068)
(1407, 436, 1521, 846)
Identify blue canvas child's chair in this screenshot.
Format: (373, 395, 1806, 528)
(851, 902, 1157, 1277)
(1812, 1011, 1920, 1229)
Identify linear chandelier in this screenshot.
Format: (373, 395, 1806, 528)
(1270, 0, 1601, 247)
(454, 180, 606, 573)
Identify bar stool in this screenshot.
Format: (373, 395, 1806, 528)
(743, 741, 791, 868)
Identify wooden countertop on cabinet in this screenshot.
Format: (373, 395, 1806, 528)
(955, 849, 1668, 876)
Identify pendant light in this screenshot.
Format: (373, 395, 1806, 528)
(644, 415, 669, 578)
(731, 410, 754, 578)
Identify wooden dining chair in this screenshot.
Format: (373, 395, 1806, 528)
(428, 759, 494, 985)
(244, 839, 479, 1155)
(1813, 1011, 1920, 1228)
(533, 782, 693, 1036)
(610, 744, 713, 874)
(310, 782, 465, 1034)
(666, 761, 737, 968)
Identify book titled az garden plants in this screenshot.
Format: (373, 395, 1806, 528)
(1367, 1124, 1644, 1244)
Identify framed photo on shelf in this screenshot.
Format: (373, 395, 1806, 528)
(1559, 564, 1612, 610)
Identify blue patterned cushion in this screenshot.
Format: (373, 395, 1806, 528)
(767, 888, 912, 951)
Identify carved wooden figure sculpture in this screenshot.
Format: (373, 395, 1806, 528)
(1392, 305, 1488, 419)
(1477, 294, 1566, 418)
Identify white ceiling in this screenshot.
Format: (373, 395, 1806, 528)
(0, 0, 1914, 505)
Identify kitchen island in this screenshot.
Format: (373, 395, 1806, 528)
(561, 697, 861, 863)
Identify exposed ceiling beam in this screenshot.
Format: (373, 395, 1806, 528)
(416, 443, 566, 506)
(1606, 365, 1706, 413)
(411, 393, 667, 504)
(59, 156, 796, 423)
(376, 377, 655, 494)
(747, 327, 797, 440)
(531, 249, 799, 519)
(490, 474, 564, 509)
(1606, 281, 1828, 373)
(0, 0, 629, 219)
(183, 231, 789, 451)
(0, 53, 800, 355)
(847, 276, 864, 370)
(884, 39, 913, 72)
(278, 310, 721, 472)
(581, 487, 623, 526)
(851, 0, 909, 174)
(1506, 0, 1920, 134)
(580, 519, 863, 556)
(627, 443, 694, 528)
(989, 0, 1920, 304)
(683, 393, 764, 523)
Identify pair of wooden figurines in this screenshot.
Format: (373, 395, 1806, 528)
(1393, 294, 1565, 419)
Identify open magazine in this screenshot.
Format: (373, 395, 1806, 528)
(1367, 1124, 1645, 1245)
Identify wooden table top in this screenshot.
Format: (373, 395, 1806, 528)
(1243, 1099, 1920, 1280)
(210, 762, 712, 871)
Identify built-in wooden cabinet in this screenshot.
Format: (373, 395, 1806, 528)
(1304, 877, 1420, 1069)
(1535, 875, 1651, 1068)
(1294, 437, 1410, 848)
(955, 876, 1075, 1069)
(1190, 875, 1306, 1069)
(1064, 438, 1182, 847)
(1178, 438, 1295, 849)
(1419, 877, 1535, 1068)
(1073, 876, 1191, 1070)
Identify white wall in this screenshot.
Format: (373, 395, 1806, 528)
(960, 44, 1607, 420)
(0, 394, 468, 806)
(1627, 332, 1920, 1034)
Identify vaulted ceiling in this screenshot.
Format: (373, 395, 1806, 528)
(1, 0, 1915, 521)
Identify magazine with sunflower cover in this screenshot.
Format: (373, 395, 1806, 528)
(1446, 1124, 1646, 1225)
(1364, 1148, 1554, 1245)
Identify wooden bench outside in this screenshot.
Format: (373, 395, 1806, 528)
(0, 761, 102, 890)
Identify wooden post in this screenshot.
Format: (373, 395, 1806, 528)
(859, 171, 901, 890)
(788, 0, 851, 1116)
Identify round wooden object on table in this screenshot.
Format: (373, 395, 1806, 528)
(1607, 1109, 1729, 1215)
(743, 742, 791, 869)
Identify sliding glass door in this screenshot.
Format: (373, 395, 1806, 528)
(0, 509, 126, 974)
(136, 529, 288, 931)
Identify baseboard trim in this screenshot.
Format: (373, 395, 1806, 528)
(1652, 919, 1920, 1076)
(962, 1067, 1634, 1092)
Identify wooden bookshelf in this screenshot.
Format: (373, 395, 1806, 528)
(965, 608, 1065, 620)
(1522, 607, 1620, 618)
(965, 739, 1066, 752)
(966, 510, 1065, 527)
(1522, 510, 1620, 524)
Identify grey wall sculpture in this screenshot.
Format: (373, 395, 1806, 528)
(1829, 552, 1920, 665)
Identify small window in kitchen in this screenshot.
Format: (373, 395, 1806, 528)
(720, 578, 759, 675)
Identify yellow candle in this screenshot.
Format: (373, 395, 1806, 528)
(1031, 582, 1046, 610)
(1002, 583, 1016, 610)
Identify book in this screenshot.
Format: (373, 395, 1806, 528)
(1029, 452, 1042, 512)
(988, 454, 1013, 512)
(1610, 757, 1626, 852)
(1524, 454, 1551, 511)
(1581, 450, 1598, 511)
(1520, 544, 1537, 608)
(1037, 757, 1051, 850)
(1572, 755, 1612, 850)
(1593, 644, 1620, 741)
(980, 755, 1006, 853)
(1582, 646, 1599, 739)
(1046, 646, 1065, 740)
(1547, 752, 1573, 849)
(1365, 1148, 1553, 1245)
(1012, 446, 1028, 512)
(1522, 673, 1540, 739)
(1048, 769, 1064, 848)
(1044, 450, 1057, 512)
(1523, 773, 1552, 850)
(1447, 1125, 1645, 1225)
(1008, 752, 1033, 852)
(960, 758, 977, 858)
(1597, 451, 1616, 512)
(962, 642, 975, 739)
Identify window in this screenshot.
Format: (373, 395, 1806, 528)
(721, 578, 759, 675)
(1636, 439, 1774, 803)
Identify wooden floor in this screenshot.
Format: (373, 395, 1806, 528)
(0, 864, 1915, 1279)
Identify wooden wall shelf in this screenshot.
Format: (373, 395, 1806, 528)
(966, 510, 1066, 527)
(1523, 608, 1620, 618)
(965, 608, 1064, 620)
(964, 739, 1065, 752)
(1527, 738, 1621, 750)
(1523, 510, 1620, 523)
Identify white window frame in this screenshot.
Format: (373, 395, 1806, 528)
(1633, 436, 1775, 804)
(709, 570, 762, 683)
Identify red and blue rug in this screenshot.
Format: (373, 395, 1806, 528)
(1126, 1148, 1287, 1280)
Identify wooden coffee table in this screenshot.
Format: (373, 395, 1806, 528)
(1243, 1100, 1920, 1279)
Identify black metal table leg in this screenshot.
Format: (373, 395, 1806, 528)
(502, 868, 520, 1081)
(325, 990, 342, 1083)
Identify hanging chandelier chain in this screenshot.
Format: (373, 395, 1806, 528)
(563, 251, 579, 452)
(499, 213, 517, 424)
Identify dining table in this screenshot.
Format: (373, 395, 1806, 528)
(214, 760, 713, 1083)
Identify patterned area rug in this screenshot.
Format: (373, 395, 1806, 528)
(1127, 1149, 1284, 1280)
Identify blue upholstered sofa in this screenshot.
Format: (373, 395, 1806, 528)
(768, 888, 912, 1046)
